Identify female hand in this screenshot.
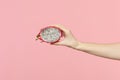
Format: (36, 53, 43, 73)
(51, 24, 80, 48)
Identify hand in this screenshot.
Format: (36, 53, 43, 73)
(50, 24, 79, 48)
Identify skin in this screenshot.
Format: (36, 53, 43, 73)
(50, 24, 120, 60)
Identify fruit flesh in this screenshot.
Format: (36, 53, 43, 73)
(40, 27, 61, 43)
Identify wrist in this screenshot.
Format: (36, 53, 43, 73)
(70, 41, 85, 50)
(69, 40, 81, 48)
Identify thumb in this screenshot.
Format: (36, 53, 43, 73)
(51, 41, 65, 46)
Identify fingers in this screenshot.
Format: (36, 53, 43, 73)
(52, 42, 62, 46)
(50, 24, 70, 33)
(49, 24, 72, 46)
(52, 41, 65, 46)
(50, 24, 72, 37)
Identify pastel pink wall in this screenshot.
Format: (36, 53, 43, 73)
(0, 0, 120, 80)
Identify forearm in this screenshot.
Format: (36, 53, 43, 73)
(71, 41, 120, 60)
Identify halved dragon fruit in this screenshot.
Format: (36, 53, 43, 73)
(36, 26, 64, 44)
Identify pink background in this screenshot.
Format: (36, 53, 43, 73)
(0, 0, 120, 80)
